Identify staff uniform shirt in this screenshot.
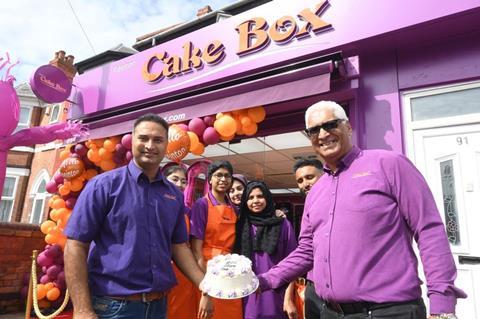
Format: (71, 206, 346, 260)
(189, 192, 236, 240)
(64, 161, 188, 296)
(258, 146, 466, 314)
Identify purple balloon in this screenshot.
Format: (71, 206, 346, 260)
(49, 244, 63, 258)
(74, 144, 88, 157)
(57, 271, 65, 282)
(113, 152, 124, 164)
(203, 116, 215, 127)
(176, 123, 189, 132)
(121, 134, 132, 150)
(40, 274, 51, 284)
(46, 180, 58, 194)
(54, 278, 66, 291)
(46, 265, 62, 279)
(188, 118, 206, 136)
(65, 197, 77, 209)
(54, 255, 64, 266)
(37, 252, 54, 268)
(53, 173, 64, 185)
(203, 127, 220, 145)
(114, 143, 126, 155)
(125, 151, 133, 162)
(42, 266, 48, 273)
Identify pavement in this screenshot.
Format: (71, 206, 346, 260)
(0, 313, 24, 319)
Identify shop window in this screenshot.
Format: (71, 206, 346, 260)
(0, 176, 18, 222)
(14, 106, 32, 132)
(49, 104, 61, 123)
(29, 173, 48, 224)
(410, 85, 480, 121)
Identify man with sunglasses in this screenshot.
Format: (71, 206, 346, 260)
(258, 101, 465, 319)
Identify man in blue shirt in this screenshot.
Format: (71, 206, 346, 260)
(64, 114, 212, 319)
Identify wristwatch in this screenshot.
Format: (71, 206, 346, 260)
(431, 314, 457, 319)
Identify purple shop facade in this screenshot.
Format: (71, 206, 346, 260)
(68, 0, 480, 153)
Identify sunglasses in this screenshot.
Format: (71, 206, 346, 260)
(304, 119, 343, 138)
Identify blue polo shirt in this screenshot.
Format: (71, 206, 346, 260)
(64, 160, 188, 296)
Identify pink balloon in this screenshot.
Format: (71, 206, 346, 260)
(74, 144, 88, 157)
(65, 197, 77, 209)
(46, 265, 62, 279)
(203, 116, 215, 127)
(114, 143, 126, 155)
(46, 180, 58, 194)
(203, 127, 220, 145)
(37, 252, 54, 268)
(188, 118, 206, 136)
(125, 151, 133, 162)
(40, 274, 51, 284)
(53, 173, 64, 185)
(176, 123, 189, 132)
(48, 244, 63, 258)
(121, 134, 132, 150)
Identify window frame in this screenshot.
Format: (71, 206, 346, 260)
(15, 106, 33, 132)
(29, 171, 49, 224)
(49, 104, 61, 124)
(0, 175, 19, 222)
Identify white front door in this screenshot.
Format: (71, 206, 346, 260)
(412, 124, 480, 318)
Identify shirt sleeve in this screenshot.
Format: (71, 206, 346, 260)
(171, 197, 188, 244)
(385, 153, 467, 314)
(189, 197, 208, 240)
(258, 205, 314, 290)
(64, 177, 109, 243)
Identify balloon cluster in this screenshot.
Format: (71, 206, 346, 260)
(32, 133, 133, 309)
(166, 106, 266, 162)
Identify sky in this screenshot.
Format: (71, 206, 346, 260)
(0, 0, 235, 85)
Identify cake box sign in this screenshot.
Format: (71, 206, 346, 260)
(30, 65, 72, 103)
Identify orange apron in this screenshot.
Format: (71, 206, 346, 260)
(199, 196, 242, 319)
(168, 215, 198, 318)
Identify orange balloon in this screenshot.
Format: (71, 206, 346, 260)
(57, 236, 67, 249)
(220, 134, 235, 141)
(243, 123, 258, 136)
(93, 138, 105, 148)
(191, 143, 205, 156)
(87, 149, 101, 163)
(98, 147, 113, 160)
(59, 149, 70, 161)
(70, 178, 84, 192)
(84, 169, 98, 180)
(48, 195, 60, 208)
(58, 184, 70, 196)
(247, 106, 266, 123)
(51, 198, 66, 210)
(103, 139, 116, 152)
(214, 115, 237, 137)
(36, 284, 47, 300)
(187, 131, 199, 152)
(56, 208, 69, 221)
(100, 160, 116, 171)
(40, 220, 56, 235)
(59, 157, 86, 180)
(166, 125, 190, 162)
(240, 115, 253, 126)
(232, 109, 247, 117)
(38, 299, 51, 308)
(44, 283, 55, 290)
(234, 117, 243, 135)
(46, 287, 61, 301)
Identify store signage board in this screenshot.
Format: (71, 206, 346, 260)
(70, 0, 479, 117)
(31, 65, 72, 103)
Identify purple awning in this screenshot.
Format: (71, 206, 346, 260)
(84, 61, 332, 139)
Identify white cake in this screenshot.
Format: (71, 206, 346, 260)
(200, 253, 259, 299)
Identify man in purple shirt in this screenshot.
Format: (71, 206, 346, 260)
(64, 114, 212, 319)
(258, 101, 466, 319)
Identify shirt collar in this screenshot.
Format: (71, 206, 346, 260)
(127, 160, 165, 184)
(208, 191, 232, 207)
(323, 146, 361, 175)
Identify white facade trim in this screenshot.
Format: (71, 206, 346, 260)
(5, 167, 30, 176)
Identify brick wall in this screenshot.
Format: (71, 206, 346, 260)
(0, 222, 45, 314)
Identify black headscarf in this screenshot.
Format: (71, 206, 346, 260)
(233, 181, 284, 260)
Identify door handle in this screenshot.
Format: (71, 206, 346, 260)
(458, 255, 480, 265)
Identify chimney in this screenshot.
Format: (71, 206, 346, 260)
(196, 5, 213, 18)
(49, 50, 77, 81)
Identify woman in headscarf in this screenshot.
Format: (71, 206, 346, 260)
(190, 160, 243, 319)
(234, 181, 297, 319)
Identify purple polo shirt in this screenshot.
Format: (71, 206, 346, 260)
(64, 161, 188, 296)
(189, 192, 236, 240)
(258, 146, 466, 314)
